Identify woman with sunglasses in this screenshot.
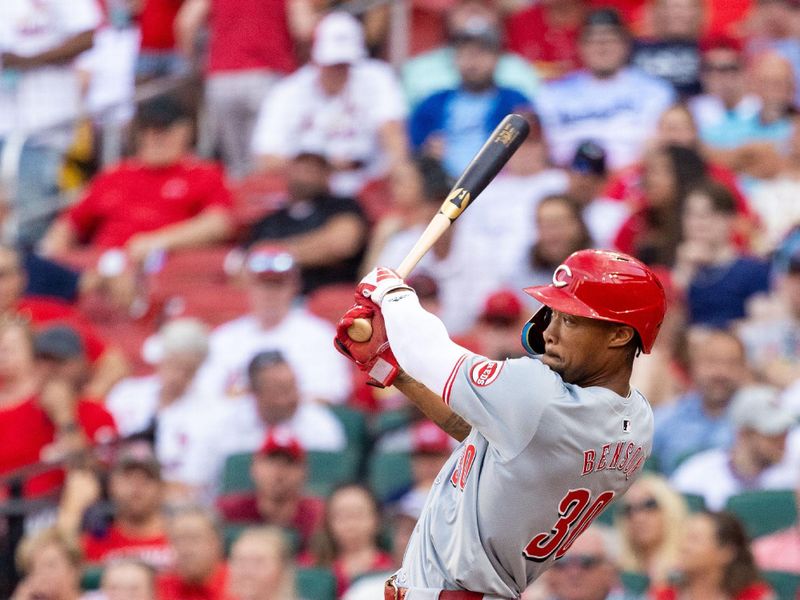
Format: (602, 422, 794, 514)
(615, 474, 687, 586)
(649, 511, 774, 600)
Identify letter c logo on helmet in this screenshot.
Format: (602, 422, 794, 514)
(552, 264, 572, 288)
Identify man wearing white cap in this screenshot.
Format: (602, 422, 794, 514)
(251, 11, 411, 197)
(670, 385, 799, 510)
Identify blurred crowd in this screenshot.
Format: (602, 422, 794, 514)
(6, 0, 800, 599)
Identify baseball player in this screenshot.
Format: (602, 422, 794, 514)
(334, 249, 666, 599)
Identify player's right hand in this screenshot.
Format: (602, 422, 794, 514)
(334, 303, 400, 388)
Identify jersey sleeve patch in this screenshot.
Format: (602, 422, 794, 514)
(469, 360, 504, 387)
(442, 353, 469, 406)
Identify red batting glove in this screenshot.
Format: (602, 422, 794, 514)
(334, 303, 400, 388)
(355, 267, 413, 307)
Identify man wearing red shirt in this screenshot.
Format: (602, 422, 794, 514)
(217, 429, 323, 552)
(73, 442, 173, 571)
(0, 320, 118, 498)
(134, 0, 188, 81)
(157, 506, 229, 600)
(176, 0, 297, 179)
(41, 95, 234, 262)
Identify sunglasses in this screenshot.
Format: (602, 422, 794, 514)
(552, 554, 604, 570)
(703, 62, 741, 73)
(621, 497, 659, 517)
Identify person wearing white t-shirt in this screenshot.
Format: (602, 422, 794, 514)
(671, 385, 799, 511)
(0, 0, 102, 244)
(250, 11, 411, 198)
(535, 8, 675, 170)
(222, 350, 346, 455)
(106, 318, 230, 501)
(196, 245, 352, 404)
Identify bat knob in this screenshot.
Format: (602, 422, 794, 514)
(347, 318, 373, 342)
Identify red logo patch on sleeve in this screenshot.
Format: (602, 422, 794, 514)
(469, 360, 503, 387)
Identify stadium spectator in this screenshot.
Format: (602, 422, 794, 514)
(34, 325, 93, 396)
(0, 0, 102, 246)
(175, 0, 296, 179)
(534, 8, 675, 169)
(303, 483, 393, 598)
(649, 511, 773, 600)
(245, 152, 368, 294)
(393, 420, 454, 510)
(613, 145, 708, 267)
(106, 318, 230, 501)
(251, 11, 411, 197)
(614, 474, 688, 586)
(402, 0, 539, 108)
(454, 115, 566, 286)
(134, 0, 188, 81)
(217, 429, 324, 552)
(739, 242, 800, 387)
(100, 559, 157, 600)
(537, 524, 626, 600)
(41, 95, 235, 263)
(459, 290, 527, 360)
(652, 327, 749, 475)
(745, 0, 800, 105)
(506, 194, 593, 305)
(505, 0, 586, 79)
(156, 505, 228, 600)
(223, 350, 345, 454)
(703, 52, 795, 177)
(0, 319, 117, 498)
(689, 37, 761, 135)
(408, 15, 532, 179)
(630, 0, 705, 96)
(226, 526, 297, 600)
(672, 181, 771, 326)
(11, 528, 86, 600)
(196, 246, 352, 403)
(748, 117, 800, 252)
(671, 385, 797, 510)
(60, 442, 172, 570)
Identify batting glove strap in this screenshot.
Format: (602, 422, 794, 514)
(356, 267, 414, 307)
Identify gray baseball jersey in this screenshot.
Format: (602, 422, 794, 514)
(395, 353, 653, 599)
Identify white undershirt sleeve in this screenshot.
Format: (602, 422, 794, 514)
(381, 291, 474, 397)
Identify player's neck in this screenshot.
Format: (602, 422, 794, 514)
(578, 362, 633, 397)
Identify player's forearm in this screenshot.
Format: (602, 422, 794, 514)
(382, 291, 469, 396)
(393, 372, 471, 442)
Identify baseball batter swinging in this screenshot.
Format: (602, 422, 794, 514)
(334, 249, 667, 600)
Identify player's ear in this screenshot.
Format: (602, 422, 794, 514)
(607, 325, 635, 349)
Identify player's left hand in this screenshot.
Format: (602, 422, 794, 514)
(334, 303, 400, 388)
(356, 267, 413, 307)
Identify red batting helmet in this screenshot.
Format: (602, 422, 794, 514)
(521, 250, 667, 355)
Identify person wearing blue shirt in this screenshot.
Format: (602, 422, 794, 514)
(408, 19, 533, 178)
(652, 328, 747, 475)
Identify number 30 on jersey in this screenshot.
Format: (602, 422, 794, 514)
(523, 488, 615, 562)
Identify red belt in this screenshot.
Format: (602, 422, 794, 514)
(384, 577, 484, 600)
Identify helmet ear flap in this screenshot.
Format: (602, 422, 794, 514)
(521, 306, 551, 355)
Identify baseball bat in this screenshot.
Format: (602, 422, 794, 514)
(348, 113, 531, 342)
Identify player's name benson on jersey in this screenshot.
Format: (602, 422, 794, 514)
(581, 441, 646, 480)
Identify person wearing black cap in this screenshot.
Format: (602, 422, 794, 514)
(41, 94, 234, 263)
(409, 15, 534, 179)
(535, 8, 676, 170)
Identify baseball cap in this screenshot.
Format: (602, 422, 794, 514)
(312, 12, 367, 66)
(135, 95, 190, 130)
(245, 245, 297, 282)
(480, 290, 523, 325)
(582, 8, 628, 36)
(258, 428, 306, 462)
(34, 325, 85, 361)
(729, 386, 796, 435)
(571, 141, 607, 177)
(412, 421, 452, 455)
(142, 317, 209, 365)
(451, 15, 502, 50)
(113, 441, 161, 479)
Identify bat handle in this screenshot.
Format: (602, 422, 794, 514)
(347, 317, 373, 342)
